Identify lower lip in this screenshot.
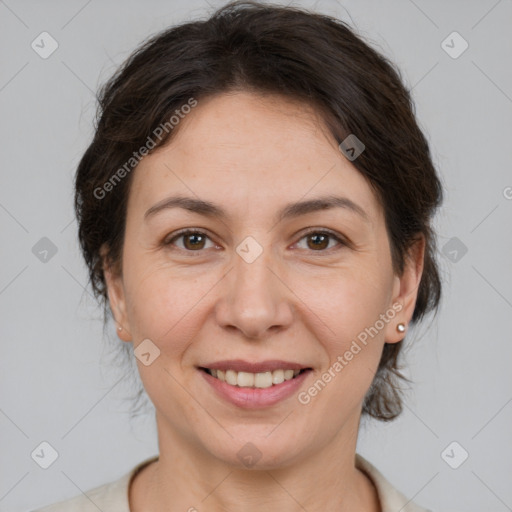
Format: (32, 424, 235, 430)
(199, 369, 311, 409)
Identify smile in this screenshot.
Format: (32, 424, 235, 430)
(201, 368, 309, 388)
(198, 361, 313, 408)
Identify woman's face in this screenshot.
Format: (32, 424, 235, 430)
(105, 91, 424, 469)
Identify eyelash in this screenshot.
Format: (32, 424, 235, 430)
(163, 228, 347, 255)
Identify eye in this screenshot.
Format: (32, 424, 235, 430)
(164, 229, 216, 251)
(164, 228, 347, 254)
(294, 229, 346, 252)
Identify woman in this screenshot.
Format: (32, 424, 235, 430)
(35, 1, 442, 510)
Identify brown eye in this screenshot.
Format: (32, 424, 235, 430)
(165, 230, 214, 251)
(182, 232, 207, 250)
(307, 233, 329, 250)
(296, 230, 345, 252)
(164, 228, 345, 254)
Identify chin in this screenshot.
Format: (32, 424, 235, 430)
(203, 431, 304, 470)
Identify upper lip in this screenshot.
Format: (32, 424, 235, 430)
(200, 359, 310, 373)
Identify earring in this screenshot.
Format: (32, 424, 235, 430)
(117, 326, 122, 332)
(396, 323, 406, 333)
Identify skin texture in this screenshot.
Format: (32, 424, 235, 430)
(103, 91, 425, 511)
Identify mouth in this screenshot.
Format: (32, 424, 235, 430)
(197, 359, 313, 408)
(199, 367, 311, 388)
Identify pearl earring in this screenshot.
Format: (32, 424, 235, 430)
(396, 323, 406, 333)
(117, 326, 122, 332)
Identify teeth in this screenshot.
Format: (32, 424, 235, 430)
(254, 371, 273, 388)
(225, 370, 237, 386)
(237, 371, 254, 387)
(284, 369, 294, 380)
(207, 368, 304, 388)
(272, 369, 284, 384)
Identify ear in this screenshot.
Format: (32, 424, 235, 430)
(100, 243, 132, 342)
(385, 234, 425, 344)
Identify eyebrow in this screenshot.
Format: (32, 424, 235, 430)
(144, 194, 370, 224)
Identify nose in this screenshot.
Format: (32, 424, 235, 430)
(214, 244, 294, 341)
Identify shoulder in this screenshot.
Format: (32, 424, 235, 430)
(31, 456, 159, 512)
(355, 453, 433, 512)
(31, 477, 129, 512)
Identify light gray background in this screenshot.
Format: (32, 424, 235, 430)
(1, 0, 511, 511)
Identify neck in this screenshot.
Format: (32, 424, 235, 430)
(130, 413, 380, 512)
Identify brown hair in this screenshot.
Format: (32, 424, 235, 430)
(75, 0, 443, 421)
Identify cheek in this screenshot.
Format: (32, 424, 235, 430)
(124, 250, 391, 350)
(121, 263, 213, 412)
(292, 266, 390, 406)
(294, 273, 389, 423)
(295, 263, 390, 346)
(123, 259, 217, 354)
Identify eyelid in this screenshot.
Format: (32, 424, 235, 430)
(163, 228, 218, 249)
(163, 227, 348, 252)
(293, 227, 347, 251)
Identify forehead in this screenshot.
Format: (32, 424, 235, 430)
(128, 91, 381, 226)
